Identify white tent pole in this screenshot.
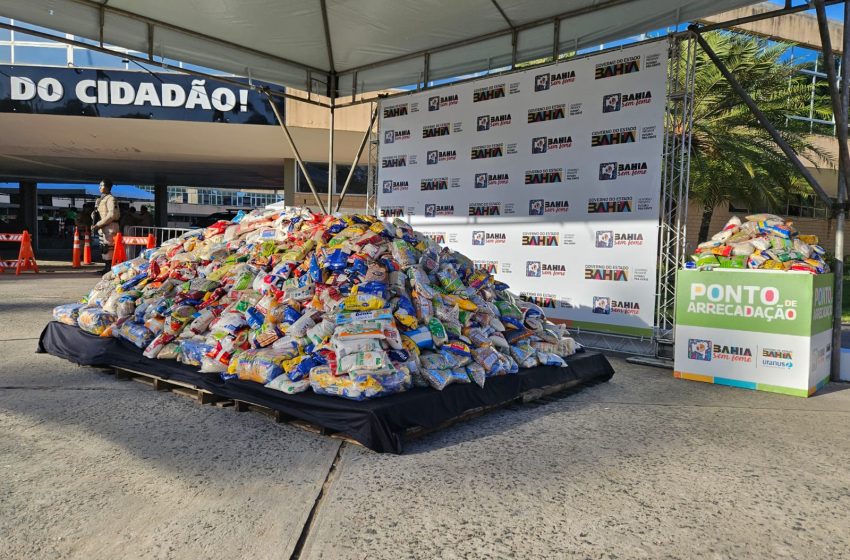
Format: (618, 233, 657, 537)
(263, 91, 327, 214)
(328, 102, 335, 213)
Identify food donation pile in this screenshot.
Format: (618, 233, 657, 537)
(52, 208, 577, 400)
(687, 214, 830, 273)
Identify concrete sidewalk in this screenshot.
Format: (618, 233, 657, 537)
(1, 275, 849, 559)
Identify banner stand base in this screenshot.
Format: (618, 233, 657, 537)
(572, 330, 655, 356)
(625, 356, 673, 370)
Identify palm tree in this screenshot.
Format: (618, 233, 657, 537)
(686, 31, 833, 242)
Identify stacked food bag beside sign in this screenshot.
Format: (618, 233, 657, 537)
(675, 213, 834, 397)
(52, 207, 577, 401)
(688, 214, 830, 274)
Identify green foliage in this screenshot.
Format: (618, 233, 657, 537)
(684, 32, 833, 240)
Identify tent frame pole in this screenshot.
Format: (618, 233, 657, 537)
(336, 105, 379, 212)
(263, 91, 327, 214)
(814, 1, 850, 193)
(819, 0, 850, 381)
(328, 102, 335, 213)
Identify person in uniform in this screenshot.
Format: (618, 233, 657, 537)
(91, 180, 121, 272)
(75, 202, 94, 235)
(137, 205, 154, 228)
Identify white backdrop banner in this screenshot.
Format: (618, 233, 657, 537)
(377, 40, 668, 337)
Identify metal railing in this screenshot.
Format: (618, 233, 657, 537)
(126, 226, 194, 258)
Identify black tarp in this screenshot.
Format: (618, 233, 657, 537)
(39, 321, 615, 453)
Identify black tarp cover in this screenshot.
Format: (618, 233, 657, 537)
(39, 321, 614, 453)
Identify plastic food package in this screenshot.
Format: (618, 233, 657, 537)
(114, 321, 155, 349)
(144, 332, 174, 359)
(230, 349, 287, 384)
(157, 342, 180, 360)
(309, 366, 410, 401)
(421, 368, 470, 391)
(175, 340, 210, 366)
(746, 213, 784, 222)
(338, 350, 393, 375)
(53, 303, 86, 326)
(54, 206, 578, 401)
(729, 242, 755, 256)
(465, 362, 486, 387)
(265, 375, 310, 394)
(690, 214, 829, 275)
(77, 308, 118, 336)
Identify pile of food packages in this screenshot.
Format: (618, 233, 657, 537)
(687, 213, 830, 274)
(52, 208, 577, 400)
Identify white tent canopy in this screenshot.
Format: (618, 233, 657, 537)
(4, 0, 759, 96)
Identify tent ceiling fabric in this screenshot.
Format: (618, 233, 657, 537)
(4, 0, 759, 93)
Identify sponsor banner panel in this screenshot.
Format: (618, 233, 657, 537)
(377, 40, 668, 334)
(674, 270, 833, 396)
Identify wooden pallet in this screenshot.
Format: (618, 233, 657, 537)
(113, 367, 228, 405)
(228, 399, 338, 436)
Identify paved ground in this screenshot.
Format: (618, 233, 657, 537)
(2, 273, 850, 559)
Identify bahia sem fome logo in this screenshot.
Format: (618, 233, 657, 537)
(428, 93, 459, 111)
(476, 172, 509, 188)
(599, 162, 618, 180)
(592, 296, 611, 315)
(603, 93, 622, 113)
(477, 113, 512, 131)
(528, 199, 569, 215)
(472, 230, 506, 245)
(424, 204, 454, 217)
(602, 90, 652, 113)
(687, 338, 753, 363)
(534, 70, 576, 91)
(595, 230, 644, 247)
(688, 339, 712, 361)
(383, 129, 411, 144)
(599, 161, 649, 180)
(382, 179, 409, 194)
(525, 261, 565, 278)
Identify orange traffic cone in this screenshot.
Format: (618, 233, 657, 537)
(82, 230, 92, 265)
(146, 233, 156, 249)
(72, 228, 81, 268)
(15, 230, 38, 275)
(111, 232, 126, 268)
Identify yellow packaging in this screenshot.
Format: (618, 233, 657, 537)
(762, 260, 784, 270)
(394, 310, 418, 330)
(401, 335, 421, 357)
(341, 293, 383, 311)
(338, 226, 367, 238)
(207, 262, 237, 282)
(282, 354, 307, 374)
(444, 295, 478, 312)
(798, 235, 819, 245)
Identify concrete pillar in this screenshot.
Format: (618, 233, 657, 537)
(18, 181, 38, 250)
(154, 184, 168, 227)
(283, 158, 297, 206)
